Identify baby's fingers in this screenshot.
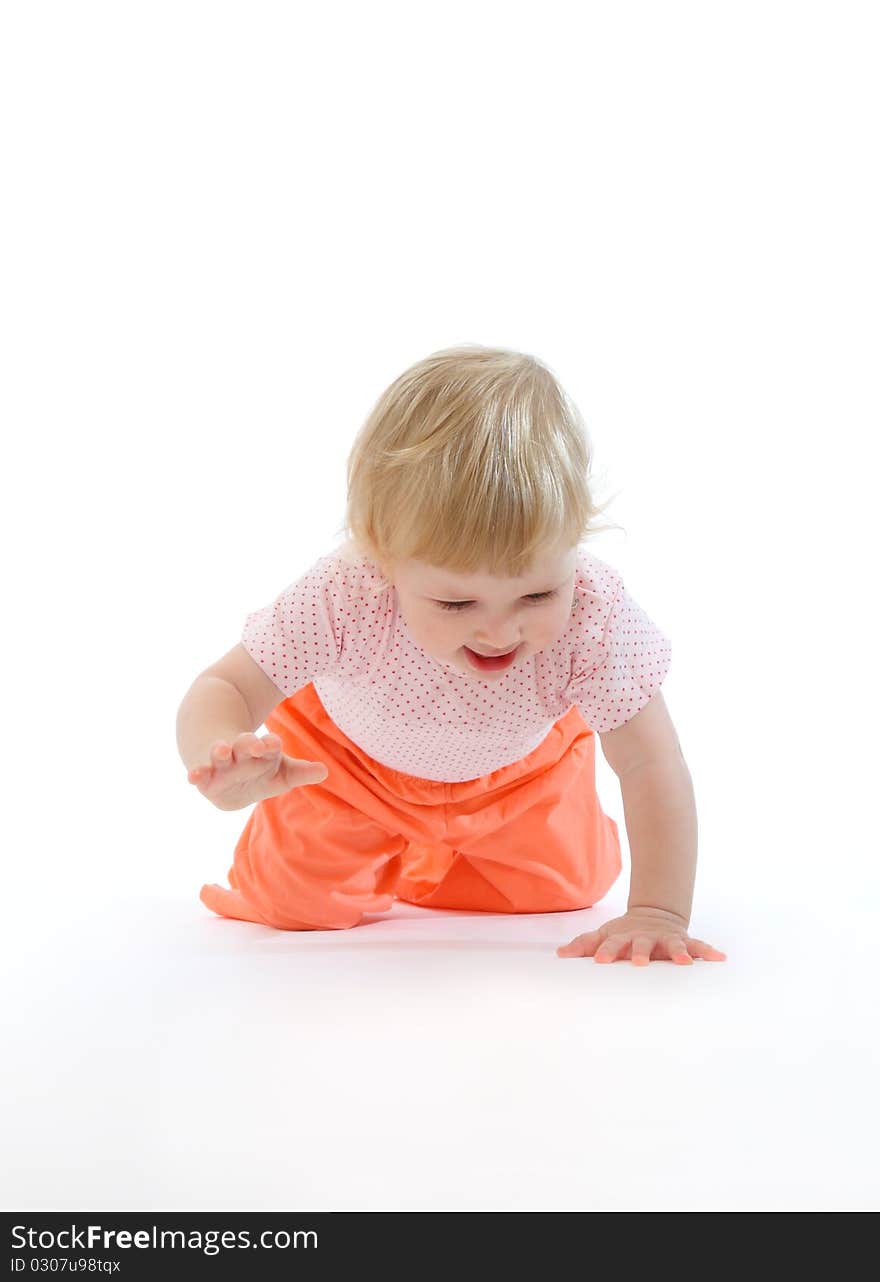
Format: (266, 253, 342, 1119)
(685, 938, 727, 961)
(186, 742, 231, 784)
(630, 934, 657, 966)
(664, 935, 694, 964)
(593, 934, 630, 964)
(556, 931, 601, 958)
(211, 740, 234, 768)
(230, 732, 281, 764)
(187, 735, 276, 785)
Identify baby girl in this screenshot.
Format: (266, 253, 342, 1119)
(176, 343, 726, 966)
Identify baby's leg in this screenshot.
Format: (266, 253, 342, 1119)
(200, 881, 281, 926)
(399, 709, 623, 915)
(201, 788, 408, 931)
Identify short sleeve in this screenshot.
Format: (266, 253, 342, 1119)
(240, 553, 348, 698)
(569, 579, 672, 733)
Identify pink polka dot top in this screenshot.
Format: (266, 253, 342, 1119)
(241, 540, 672, 783)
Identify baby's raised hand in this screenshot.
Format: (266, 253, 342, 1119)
(186, 733, 329, 811)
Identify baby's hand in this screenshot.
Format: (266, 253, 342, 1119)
(186, 733, 329, 811)
(556, 909, 727, 965)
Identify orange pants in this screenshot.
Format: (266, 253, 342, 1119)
(200, 681, 622, 931)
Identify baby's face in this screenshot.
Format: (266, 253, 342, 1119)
(389, 540, 578, 679)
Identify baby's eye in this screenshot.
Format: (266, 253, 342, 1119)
(436, 590, 558, 612)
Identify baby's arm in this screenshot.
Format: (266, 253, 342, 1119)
(176, 643, 327, 810)
(559, 692, 726, 963)
(176, 643, 281, 772)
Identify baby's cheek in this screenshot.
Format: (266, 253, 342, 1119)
(413, 618, 451, 651)
(542, 612, 573, 646)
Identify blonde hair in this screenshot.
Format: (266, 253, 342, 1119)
(336, 343, 622, 583)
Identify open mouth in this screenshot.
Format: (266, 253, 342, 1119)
(463, 644, 521, 672)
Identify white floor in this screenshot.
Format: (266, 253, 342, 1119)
(3, 884, 876, 1211)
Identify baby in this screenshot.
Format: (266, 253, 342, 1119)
(176, 343, 726, 966)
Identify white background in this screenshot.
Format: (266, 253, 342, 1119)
(2, 0, 877, 1212)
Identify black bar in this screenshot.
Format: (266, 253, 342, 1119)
(3, 1213, 594, 1279)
